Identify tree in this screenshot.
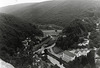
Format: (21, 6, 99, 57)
(87, 50, 96, 68)
(56, 18, 94, 50)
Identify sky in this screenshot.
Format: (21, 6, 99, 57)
(0, 0, 51, 7)
(0, 0, 99, 8)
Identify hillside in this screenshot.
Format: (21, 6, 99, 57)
(0, 3, 34, 13)
(0, 0, 99, 27)
(0, 13, 43, 61)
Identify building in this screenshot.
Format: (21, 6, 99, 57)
(58, 50, 76, 62)
(47, 44, 76, 62)
(42, 30, 62, 40)
(78, 38, 89, 46)
(69, 48, 90, 57)
(47, 55, 65, 68)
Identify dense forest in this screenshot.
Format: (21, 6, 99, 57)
(0, 0, 99, 27)
(0, 13, 43, 68)
(55, 17, 98, 50)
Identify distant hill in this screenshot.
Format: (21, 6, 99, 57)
(0, 3, 34, 13)
(0, 0, 99, 27)
(0, 13, 43, 61)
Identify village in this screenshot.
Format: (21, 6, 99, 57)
(20, 27, 100, 68)
(1, 0, 100, 68)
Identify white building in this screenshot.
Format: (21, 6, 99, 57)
(78, 38, 89, 46)
(69, 48, 90, 57)
(47, 55, 65, 68)
(42, 30, 62, 40)
(45, 43, 76, 62)
(58, 50, 76, 62)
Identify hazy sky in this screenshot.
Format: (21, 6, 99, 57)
(0, 0, 51, 7)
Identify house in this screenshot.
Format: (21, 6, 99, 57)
(47, 55, 65, 68)
(42, 30, 62, 40)
(78, 38, 89, 46)
(69, 48, 90, 57)
(58, 50, 76, 62)
(46, 44, 76, 62)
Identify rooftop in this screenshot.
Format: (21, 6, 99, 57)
(59, 50, 76, 57)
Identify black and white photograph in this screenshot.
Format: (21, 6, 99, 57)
(0, 0, 100, 68)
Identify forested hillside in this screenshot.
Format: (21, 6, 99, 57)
(0, 13, 43, 64)
(0, 0, 99, 27)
